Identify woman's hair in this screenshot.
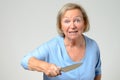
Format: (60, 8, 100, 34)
(56, 3, 90, 37)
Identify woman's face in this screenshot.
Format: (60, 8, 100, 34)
(61, 9, 85, 40)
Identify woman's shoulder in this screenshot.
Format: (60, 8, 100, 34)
(84, 35, 99, 47)
(47, 35, 62, 42)
(44, 35, 63, 46)
(36, 35, 63, 50)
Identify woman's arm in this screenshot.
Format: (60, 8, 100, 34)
(28, 57, 61, 77)
(94, 75, 101, 80)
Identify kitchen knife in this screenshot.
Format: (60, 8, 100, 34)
(61, 63, 82, 72)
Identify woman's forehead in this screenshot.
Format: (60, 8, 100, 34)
(62, 9, 83, 18)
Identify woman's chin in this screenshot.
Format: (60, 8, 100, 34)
(67, 35, 79, 40)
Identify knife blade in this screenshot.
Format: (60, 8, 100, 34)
(61, 63, 82, 72)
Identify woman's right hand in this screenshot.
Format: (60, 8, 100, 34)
(28, 57, 61, 77)
(44, 63, 61, 77)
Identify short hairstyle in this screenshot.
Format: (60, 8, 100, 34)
(56, 3, 90, 37)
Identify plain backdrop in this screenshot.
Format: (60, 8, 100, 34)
(0, 0, 120, 80)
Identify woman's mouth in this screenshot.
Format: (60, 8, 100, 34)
(69, 31, 78, 33)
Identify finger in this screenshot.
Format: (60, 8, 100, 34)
(56, 66, 62, 75)
(51, 66, 61, 76)
(47, 64, 62, 77)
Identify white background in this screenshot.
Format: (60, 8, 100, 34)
(0, 0, 120, 80)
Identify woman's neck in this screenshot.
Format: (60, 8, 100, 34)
(64, 35, 85, 48)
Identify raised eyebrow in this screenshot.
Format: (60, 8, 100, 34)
(62, 16, 83, 20)
(62, 17, 69, 19)
(74, 16, 83, 18)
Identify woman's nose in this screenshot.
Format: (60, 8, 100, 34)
(70, 21, 76, 28)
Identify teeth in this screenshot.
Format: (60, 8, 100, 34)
(69, 31, 78, 33)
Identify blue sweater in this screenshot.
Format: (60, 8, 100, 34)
(21, 35, 101, 80)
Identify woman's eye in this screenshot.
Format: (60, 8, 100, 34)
(64, 20, 70, 23)
(75, 19, 81, 22)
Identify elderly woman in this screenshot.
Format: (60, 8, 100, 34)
(21, 3, 101, 80)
